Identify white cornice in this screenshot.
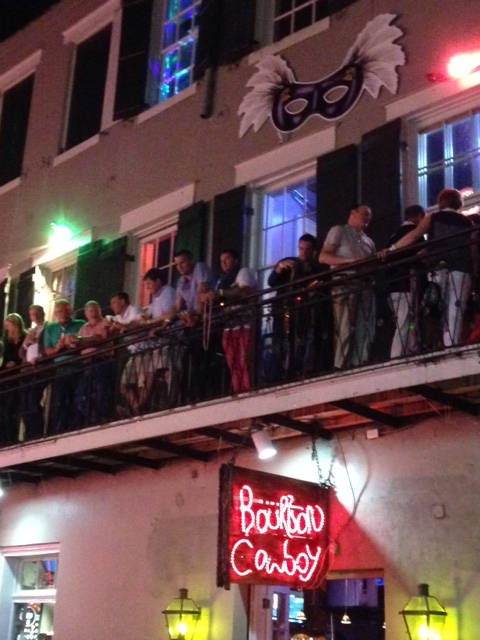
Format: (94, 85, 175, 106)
(0, 49, 42, 92)
(63, 0, 120, 44)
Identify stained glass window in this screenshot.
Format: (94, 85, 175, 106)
(149, 0, 200, 104)
(418, 113, 480, 208)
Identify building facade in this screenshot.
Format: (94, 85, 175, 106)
(0, 0, 479, 638)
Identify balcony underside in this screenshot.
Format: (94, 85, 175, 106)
(1, 344, 479, 485)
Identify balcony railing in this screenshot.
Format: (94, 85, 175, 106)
(0, 227, 478, 446)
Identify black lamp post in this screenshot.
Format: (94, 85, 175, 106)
(163, 588, 201, 640)
(400, 583, 447, 640)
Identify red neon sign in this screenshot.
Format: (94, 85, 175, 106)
(217, 465, 330, 589)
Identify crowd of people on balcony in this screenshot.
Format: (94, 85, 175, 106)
(0, 188, 477, 444)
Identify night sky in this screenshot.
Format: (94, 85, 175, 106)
(0, 0, 62, 42)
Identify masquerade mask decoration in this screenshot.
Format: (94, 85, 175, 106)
(238, 14, 405, 137)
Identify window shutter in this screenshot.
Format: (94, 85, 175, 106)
(316, 145, 358, 247)
(174, 201, 208, 262)
(16, 268, 35, 326)
(217, 0, 256, 66)
(193, 0, 222, 81)
(65, 25, 112, 150)
(211, 186, 247, 271)
(114, 0, 153, 120)
(0, 278, 7, 332)
(0, 74, 34, 186)
(73, 237, 128, 314)
(7, 277, 18, 315)
(194, 0, 255, 80)
(360, 118, 402, 250)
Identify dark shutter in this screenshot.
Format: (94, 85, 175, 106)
(194, 0, 256, 80)
(0, 74, 34, 186)
(193, 0, 222, 81)
(360, 118, 402, 250)
(217, 0, 256, 65)
(7, 277, 18, 315)
(65, 25, 112, 150)
(0, 278, 7, 333)
(316, 145, 358, 246)
(16, 268, 35, 325)
(211, 186, 248, 271)
(73, 237, 128, 314)
(114, 0, 153, 119)
(174, 201, 208, 262)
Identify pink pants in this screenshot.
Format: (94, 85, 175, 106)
(222, 326, 252, 393)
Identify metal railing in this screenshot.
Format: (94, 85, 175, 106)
(0, 227, 478, 446)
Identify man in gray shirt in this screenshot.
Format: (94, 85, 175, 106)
(319, 204, 376, 369)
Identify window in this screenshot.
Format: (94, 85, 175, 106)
(255, 175, 317, 287)
(417, 112, 480, 208)
(137, 229, 176, 306)
(147, 0, 201, 104)
(265, 0, 357, 43)
(251, 577, 385, 640)
(63, 25, 113, 150)
(0, 74, 34, 186)
(1, 549, 59, 640)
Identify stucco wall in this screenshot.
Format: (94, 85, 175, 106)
(0, 411, 478, 638)
(0, 0, 479, 268)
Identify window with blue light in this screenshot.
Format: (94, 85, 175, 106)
(148, 0, 200, 104)
(417, 112, 480, 208)
(257, 177, 317, 287)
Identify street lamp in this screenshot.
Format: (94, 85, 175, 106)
(163, 588, 201, 640)
(400, 584, 447, 640)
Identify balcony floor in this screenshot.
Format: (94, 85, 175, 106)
(0, 343, 479, 484)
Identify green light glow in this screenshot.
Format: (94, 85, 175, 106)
(49, 222, 74, 246)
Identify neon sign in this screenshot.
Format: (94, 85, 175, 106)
(217, 466, 330, 589)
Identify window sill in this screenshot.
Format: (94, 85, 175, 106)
(134, 83, 198, 125)
(248, 17, 330, 65)
(0, 176, 21, 196)
(53, 134, 100, 167)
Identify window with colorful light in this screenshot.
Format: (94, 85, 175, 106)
(149, 0, 200, 104)
(417, 112, 480, 209)
(256, 176, 317, 288)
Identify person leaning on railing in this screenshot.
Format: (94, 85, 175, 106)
(42, 299, 85, 434)
(385, 188, 478, 348)
(203, 248, 258, 394)
(20, 304, 48, 441)
(0, 313, 27, 445)
(385, 205, 426, 358)
(319, 204, 376, 369)
(118, 269, 176, 415)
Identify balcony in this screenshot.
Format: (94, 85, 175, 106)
(1, 228, 479, 483)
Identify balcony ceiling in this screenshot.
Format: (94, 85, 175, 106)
(1, 350, 479, 486)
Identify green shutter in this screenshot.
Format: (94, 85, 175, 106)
(73, 237, 129, 314)
(174, 202, 208, 263)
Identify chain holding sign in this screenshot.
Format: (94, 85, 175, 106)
(217, 465, 330, 590)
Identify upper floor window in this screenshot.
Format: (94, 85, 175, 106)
(63, 25, 113, 150)
(418, 112, 480, 208)
(255, 176, 317, 287)
(147, 0, 200, 104)
(266, 0, 357, 43)
(0, 74, 34, 186)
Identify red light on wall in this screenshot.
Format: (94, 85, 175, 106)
(447, 52, 480, 79)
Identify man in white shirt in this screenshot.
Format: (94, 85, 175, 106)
(120, 270, 176, 413)
(319, 204, 376, 369)
(109, 292, 142, 328)
(209, 249, 258, 393)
